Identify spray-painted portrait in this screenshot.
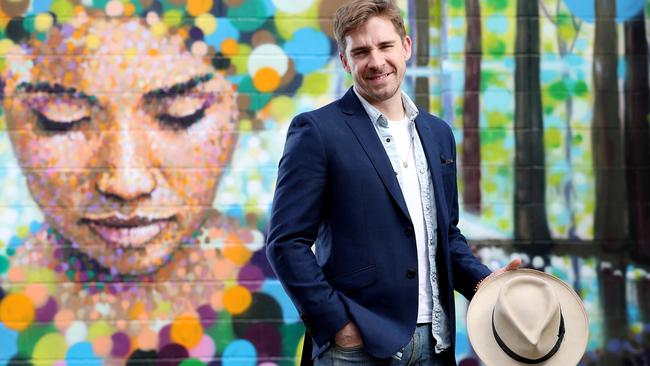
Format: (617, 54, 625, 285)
(0, 0, 341, 364)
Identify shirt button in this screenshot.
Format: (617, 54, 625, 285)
(385, 137, 391, 143)
(419, 169, 425, 174)
(406, 269, 416, 279)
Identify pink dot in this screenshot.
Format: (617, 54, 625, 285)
(189, 335, 216, 361)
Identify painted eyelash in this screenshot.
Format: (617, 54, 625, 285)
(157, 105, 207, 129)
(34, 109, 90, 132)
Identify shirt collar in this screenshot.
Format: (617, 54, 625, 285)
(353, 87, 419, 128)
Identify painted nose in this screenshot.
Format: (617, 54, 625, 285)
(96, 128, 157, 201)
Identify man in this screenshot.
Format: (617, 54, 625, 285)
(266, 0, 520, 364)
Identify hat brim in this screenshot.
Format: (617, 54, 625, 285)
(467, 269, 589, 366)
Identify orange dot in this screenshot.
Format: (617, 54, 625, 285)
(212, 257, 237, 280)
(24, 284, 49, 308)
(7, 266, 25, 282)
(221, 38, 239, 57)
(223, 242, 252, 266)
(124, 3, 136, 16)
(137, 329, 158, 350)
(187, 0, 213, 16)
(253, 67, 281, 93)
(92, 335, 112, 357)
(210, 290, 224, 311)
(0, 293, 35, 331)
(170, 313, 203, 349)
(54, 309, 75, 330)
(128, 301, 145, 320)
(147, 48, 159, 56)
(223, 286, 252, 315)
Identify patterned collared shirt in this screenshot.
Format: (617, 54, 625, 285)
(353, 88, 451, 353)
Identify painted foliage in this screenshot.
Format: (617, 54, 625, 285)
(0, 0, 647, 365)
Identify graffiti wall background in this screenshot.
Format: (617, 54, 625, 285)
(0, 0, 647, 365)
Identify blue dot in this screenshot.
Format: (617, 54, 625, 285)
(30, 1, 55, 14)
(222, 339, 257, 366)
(205, 18, 240, 52)
(29, 221, 42, 234)
(66, 342, 102, 366)
(284, 28, 331, 74)
(0, 324, 18, 360)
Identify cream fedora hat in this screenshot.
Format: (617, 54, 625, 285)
(467, 269, 589, 366)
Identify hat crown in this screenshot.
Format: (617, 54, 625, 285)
(493, 275, 562, 360)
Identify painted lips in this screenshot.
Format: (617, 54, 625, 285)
(84, 215, 174, 248)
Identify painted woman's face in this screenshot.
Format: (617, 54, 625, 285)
(2, 19, 238, 276)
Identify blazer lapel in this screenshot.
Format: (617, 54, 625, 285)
(339, 89, 411, 221)
(414, 115, 449, 227)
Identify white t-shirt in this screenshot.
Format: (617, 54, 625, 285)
(388, 117, 433, 323)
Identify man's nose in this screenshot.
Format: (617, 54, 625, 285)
(96, 124, 157, 201)
(367, 49, 385, 69)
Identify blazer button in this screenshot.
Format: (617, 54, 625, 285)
(405, 226, 414, 237)
(406, 269, 416, 279)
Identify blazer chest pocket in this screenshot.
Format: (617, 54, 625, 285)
(440, 154, 455, 176)
(329, 265, 376, 294)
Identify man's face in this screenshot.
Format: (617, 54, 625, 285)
(2, 19, 238, 276)
(340, 16, 412, 106)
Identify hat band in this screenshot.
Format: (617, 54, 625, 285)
(491, 309, 566, 364)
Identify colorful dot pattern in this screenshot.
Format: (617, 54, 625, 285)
(0, 1, 326, 363)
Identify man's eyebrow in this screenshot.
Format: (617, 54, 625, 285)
(144, 73, 214, 99)
(16, 82, 97, 103)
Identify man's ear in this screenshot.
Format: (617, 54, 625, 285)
(403, 35, 413, 61)
(339, 52, 351, 73)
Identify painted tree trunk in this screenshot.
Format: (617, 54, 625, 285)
(592, 0, 627, 250)
(413, 0, 430, 112)
(462, 0, 481, 214)
(514, 0, 551, 241)
(594, 1, 629, 362)
(624, 11, 650, 265)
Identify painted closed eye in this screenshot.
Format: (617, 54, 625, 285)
(28, 97, 91, 132)
(156, 95, 210, 129)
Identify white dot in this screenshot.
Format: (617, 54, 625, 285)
(65, 321, 88, 345)
(271, 0, 315, 13)
(248, 44, 288, 77)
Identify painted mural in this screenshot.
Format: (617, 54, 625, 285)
(0, 0, 647, 365)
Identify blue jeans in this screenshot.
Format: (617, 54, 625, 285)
(314, 324, 453, 366)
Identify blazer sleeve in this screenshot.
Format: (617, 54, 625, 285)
(444, 128, 492, 299)
(266, 112, 350, 347)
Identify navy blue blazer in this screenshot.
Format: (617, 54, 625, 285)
(266, 88, 491, 362)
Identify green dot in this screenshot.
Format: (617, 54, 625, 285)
(163, 9, 184, 27)
(6, 248, 15, 257)
(33, 333, 67, 361)
(0, 255, 9, 274)
(180, 359, 205, 366)
(17, 324, 57, 357)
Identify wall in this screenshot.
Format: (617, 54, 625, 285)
(0, 0, 648, 365)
